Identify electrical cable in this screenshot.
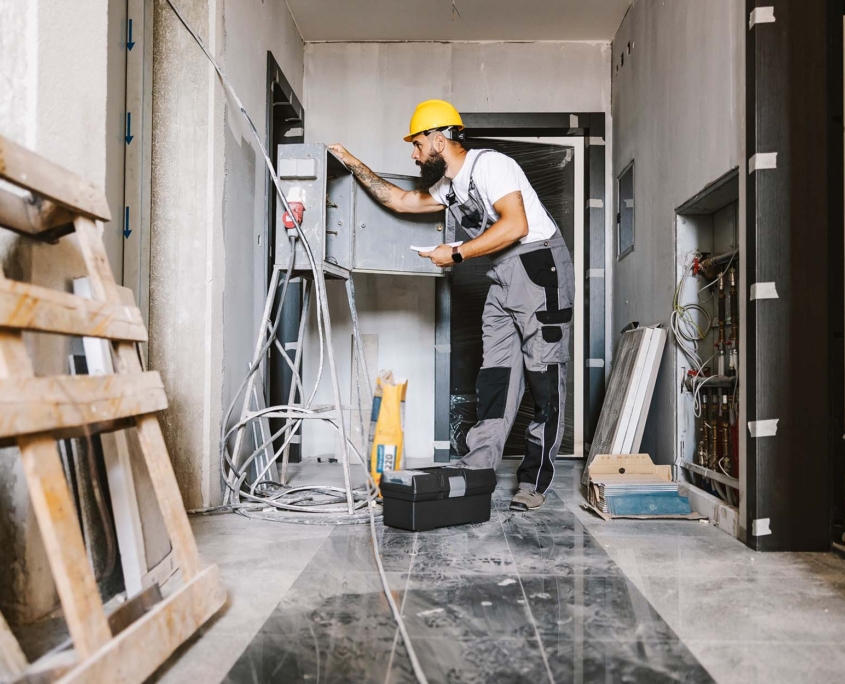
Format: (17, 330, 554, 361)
(163, 3, 427, 680)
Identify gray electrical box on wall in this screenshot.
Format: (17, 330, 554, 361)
(275, 144, 445, 277)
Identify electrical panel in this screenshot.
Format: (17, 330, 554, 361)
(275, 144, 445, 277)
(674, 170, 740, 507)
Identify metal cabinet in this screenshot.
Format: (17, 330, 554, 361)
(352, 174, 445, 276)
(275, 144, 445, 277)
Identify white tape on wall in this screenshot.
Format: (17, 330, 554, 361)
(748, 419, 779, 438)
(749, 152, 778, 173)
(749, 7, 776, 29)
(752, 518, 772, 536)
(750, 282, 779, 301)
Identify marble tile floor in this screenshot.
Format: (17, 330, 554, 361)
(152, 460, 845, 684)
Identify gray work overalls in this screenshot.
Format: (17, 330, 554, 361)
(447, 150, 575, 494)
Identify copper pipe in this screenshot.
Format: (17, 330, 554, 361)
(729, 267, 738, 346)
(718, 272, 726, 348)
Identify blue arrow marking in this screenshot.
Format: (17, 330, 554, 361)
(127, 18, 135, 51)
(124, 206, 132, 239)
(125, 112, 133, 145)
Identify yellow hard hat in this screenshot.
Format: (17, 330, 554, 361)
(404, 100, 464, 142)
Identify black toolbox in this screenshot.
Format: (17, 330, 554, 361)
(380, 467, 497, 532)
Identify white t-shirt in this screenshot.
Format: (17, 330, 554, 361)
(429, 149, 557, 244)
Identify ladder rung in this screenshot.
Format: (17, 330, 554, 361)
(0, 135, 111, 222)
(0, 372, 167, 440)
(0, 418, 135, 450)
(0, 186, 76, 241)
(0, 279, 147, 342)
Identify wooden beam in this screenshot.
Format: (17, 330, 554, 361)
(54, 566, 226, 684)
(74, 216, 202, 581)
(0, 418, 134, 450)
(0, 372, 168, 440)
(0, 136, 111, 222)
(0, 186, 76, 242)
(0, 607, 26, 678)
(0, 279, 147, 342)
(17, 437, 113, 659)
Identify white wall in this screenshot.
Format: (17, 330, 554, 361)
(610, 0, 744, 466)
(302, 41, 611, 461)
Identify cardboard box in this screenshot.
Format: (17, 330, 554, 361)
(584, 454, 706, 521)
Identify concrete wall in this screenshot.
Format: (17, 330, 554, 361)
(302, 41, 611, 460)
(610, 0, 744, 464)
(149, 0, 304, 508)
(0, 0, 112, 622)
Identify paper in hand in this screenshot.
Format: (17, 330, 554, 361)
(411, 241, 463, 253)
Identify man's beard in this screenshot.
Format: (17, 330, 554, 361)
(417, 151, 448, 188)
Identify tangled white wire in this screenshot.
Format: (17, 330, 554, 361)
(670, 257, 716, 417)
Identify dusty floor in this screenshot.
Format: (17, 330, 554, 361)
(152, 459, 845, 683)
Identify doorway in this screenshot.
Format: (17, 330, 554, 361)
(264, 52, 305, 462)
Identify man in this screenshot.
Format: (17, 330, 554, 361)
(329, 99, 574, 511)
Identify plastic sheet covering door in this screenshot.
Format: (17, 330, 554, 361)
(450, 139, 575, 457)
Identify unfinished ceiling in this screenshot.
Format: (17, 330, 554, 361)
(285, 0, 632, 42)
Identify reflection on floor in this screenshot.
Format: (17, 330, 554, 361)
(153, 460, 845, 684)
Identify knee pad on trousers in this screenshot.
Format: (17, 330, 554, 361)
(526, 367, 559, 423)
(476, 366, 510, 420)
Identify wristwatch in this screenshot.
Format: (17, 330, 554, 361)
(451, 245, 464, 264)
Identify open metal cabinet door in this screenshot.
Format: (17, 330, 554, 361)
(352, 174, 446, 276)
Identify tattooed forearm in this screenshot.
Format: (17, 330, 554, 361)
(347, 161, 401, 207)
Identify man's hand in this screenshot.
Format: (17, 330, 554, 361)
(328, 144, 358, 167)
(420, 244, 455, 268)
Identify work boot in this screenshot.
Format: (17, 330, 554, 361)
(510, 488, 545, 511)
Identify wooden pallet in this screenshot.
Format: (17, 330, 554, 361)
(0, 135, 226, 683)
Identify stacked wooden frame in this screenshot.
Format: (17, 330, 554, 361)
(0, 135, 225, 683)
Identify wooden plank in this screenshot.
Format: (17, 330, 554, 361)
(0, 371, 168, 440)
(16, 438, 113, 658)
(117, 278, 176, 580)
(0, 279, 147, 342)
(0, 418, 135, 450)
(0, 607, 26, 678)
(0, 136, 110, 222)
(74, 216, 201, 581)
(55, 565, 226, 684)
(0, 186, 76, 241)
